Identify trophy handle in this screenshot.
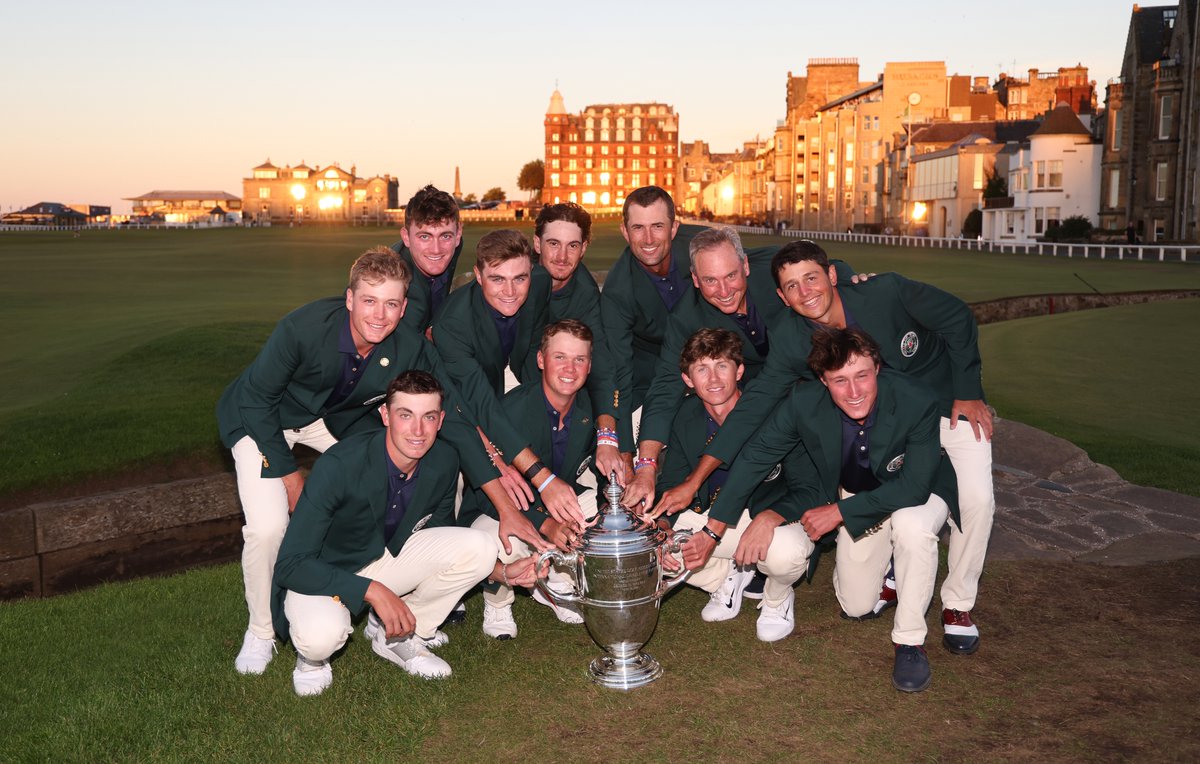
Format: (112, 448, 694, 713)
(657, 529, 694, 596)
(533, 549, 584, 606)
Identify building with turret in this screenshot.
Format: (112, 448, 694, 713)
(542, 90, 679, 210)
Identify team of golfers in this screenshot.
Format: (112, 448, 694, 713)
(219, 184, 994, 696)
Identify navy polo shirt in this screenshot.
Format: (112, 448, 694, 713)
(703, 413, 731, 506)
(638, 254, 686, 313)
(839, 405, 881, 495)
(485, 303, 519, 363)
(428, 270, 452, 318)
(384, 452, 420, 544)
(325, 318, 375, 409)
(542, 391, 572, 475)
(731, 295, 770, 357)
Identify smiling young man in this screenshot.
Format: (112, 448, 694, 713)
(709, 329, 959, 692)
(649, 329, 815, 639)
(391, 185, 464, 334)
(433, 229, 588, 532)
(273, 371, 498, 696)
(458, 320, 602, 638)
(533, 203, 627, 484)
(660, 239, 994, 656)
(599, 186, 705, 462)
(218, 248, 537, 677)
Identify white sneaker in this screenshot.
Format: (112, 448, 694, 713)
(482, 602, 518, 640)
(364, 611, 449, 649)
(532, 586, 584, 624)
(701, 566, 756, 622)
(234, 629, 276, 675)
(370, 629, 452, 678)
(756, 588, 796, 642)
(292, 655, 332, 696)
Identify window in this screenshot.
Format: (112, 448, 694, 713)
(551, 159, 560, 170)
(845, 143, 854, 162)
(972, 154, 984, 190)
(550, 173, 560, 187)
(845, 167, 854, 185)
(827, 170, 835, 189)
(585, 158, 593, 169)
(632, 159, 641, 170)
(1159, 94, 1174, 139)
(1035, 161, 1045, 188)
(568, 174, 577, 185)
(1047, 160, 1062, 189)
(551, 146, 560, 155)
(1156, 162, 1169, 200)
(585, 173, 593, 186)
(632, 146, 641, 155)
(1046, 207, 1061, 231)
(631, 174, 640, 186)
(649, 174, 656, 186)
(1153, 218, 1166, 241)
(585, 129, 594, 142)
(568, 159, 577, 171)
(648, 159, 656, 169)
(862, 166, 871, 184)
(617, 146, 625, 155)
(617, 158, 625, 169)
(258, 187, 270, 198)
(1108, 169, 1120, 208)
(1110, 109, 1122, 150)
(601, 145, 609, 155)
(1034, 207, 1045, 234)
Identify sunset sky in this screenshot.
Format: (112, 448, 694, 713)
(1, 0, 1137, 214)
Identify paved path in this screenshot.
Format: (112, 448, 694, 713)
(989, 418, 1200, 565)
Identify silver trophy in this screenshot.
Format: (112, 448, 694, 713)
(535, 473, 692, 690)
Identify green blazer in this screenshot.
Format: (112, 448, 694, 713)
(216, 296, 495, 485)
(638, 246, 785, 446)
(389, 237, 465, 334)
(705, 272, 983, 467)
(458, 381, 599, 531)
(271, 430, 461, 641)
(599, 224, 703, 414)
(655, 395, 790, 527)
(710, 370, 959, 538)
(431, 265, 552, 459)
(549, 265, 628, 447)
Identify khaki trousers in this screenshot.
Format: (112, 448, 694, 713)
(283, 526, 496, 660)
(834, 491, 949, 646)
(473, 488, 599, 607)
(672, 509, 816, 609)
(233, 420, 338, 640)
(939, 416, 995, 612)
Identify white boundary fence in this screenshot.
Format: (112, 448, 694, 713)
(702, 222, 1200, 264)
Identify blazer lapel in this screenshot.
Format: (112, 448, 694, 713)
(867, 376, 899, 476)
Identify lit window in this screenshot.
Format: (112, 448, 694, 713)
(582, 191, 597, 204)
(259, 188, 270, 199)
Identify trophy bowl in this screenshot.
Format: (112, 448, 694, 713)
(535, 475, 691, 690)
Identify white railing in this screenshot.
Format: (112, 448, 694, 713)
(698, 221, 1199, 263)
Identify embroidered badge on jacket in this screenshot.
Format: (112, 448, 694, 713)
(886, 453, 905, 472)
(900, 331, 919, 358)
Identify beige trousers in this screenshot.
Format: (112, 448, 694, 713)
(283, 526, 496, 660)
(939, 416, 995, 612)
(233, 420, 338, 640)
(473, 487, 599, 607)
(672, 509, 816, 609)
(834, 492, 949, 646)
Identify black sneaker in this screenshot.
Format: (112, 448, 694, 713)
(440, 600, 467, 627)
(742, 570, 766, 601)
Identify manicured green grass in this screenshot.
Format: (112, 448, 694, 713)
(980, 298, 1200, 496)
(1, 225, 1197, 496)
(2, 556, 1196, 761)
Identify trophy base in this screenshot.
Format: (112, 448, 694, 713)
(588, 651, 663, 690)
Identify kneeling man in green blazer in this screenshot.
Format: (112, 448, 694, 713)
(272, 371, 511, 696)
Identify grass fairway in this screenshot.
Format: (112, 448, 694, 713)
(980, 299, 1200, 496)
(1, 225, 1198, 497)
(1, 556, 1196, 761)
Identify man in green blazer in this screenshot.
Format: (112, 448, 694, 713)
(709, 328, 959, 693)
(458, 319, 602, 639)
(433, 229, 588, 530)
(658, 239, 993, 656)
(650, 329, 815, 640)
(535, 203, 629, 484)
(623, 225, 784, 509)
(598, 186, 705, 449)
(273, 371, 507, 696)
(218, 248, 542, 677)
(390, 185, 465, 336)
